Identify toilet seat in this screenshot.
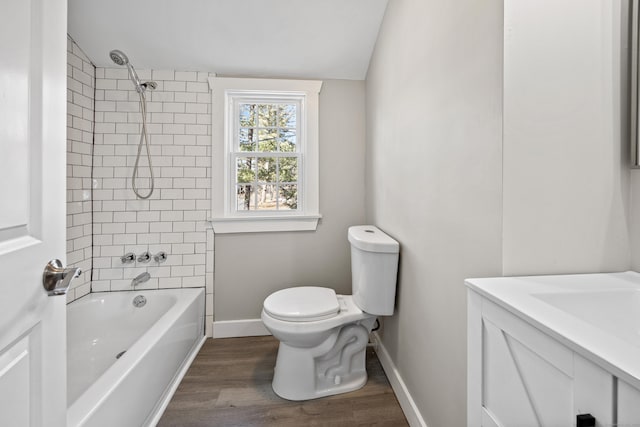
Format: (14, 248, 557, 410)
(263, 287, 340, 322)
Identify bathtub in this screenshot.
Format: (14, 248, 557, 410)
(67, 288, 205, 427)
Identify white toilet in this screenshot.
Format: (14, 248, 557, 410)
(261, 225, 399, 400)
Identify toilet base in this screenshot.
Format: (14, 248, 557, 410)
(271, 319, 375, 401)
(273, 365, 368, 401)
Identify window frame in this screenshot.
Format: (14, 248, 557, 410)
(208, 77, 322, 233)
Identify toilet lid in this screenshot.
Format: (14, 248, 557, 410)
(263, 287, 340, 322)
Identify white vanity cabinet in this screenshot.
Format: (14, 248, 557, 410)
(467, 290, 614, 427)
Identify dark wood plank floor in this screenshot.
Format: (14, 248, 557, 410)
(158, 336, 409, 426)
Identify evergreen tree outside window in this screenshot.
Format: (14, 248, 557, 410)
(234, 100, 300, 212)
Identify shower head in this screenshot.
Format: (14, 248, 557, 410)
(108, 49, 144, 92)
(108, 49, 156, 94)
(109, 49, 129, 66)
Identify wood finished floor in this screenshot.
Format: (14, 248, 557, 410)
(158, 336, 409, 427)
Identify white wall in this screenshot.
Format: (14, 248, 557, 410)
(628, 4, 640, 270)
(632, 172, 640, 268)
(66, 36, 94, 303)
(365, 1, 504, 426)
(92, 68, 214, 335)
(214, 80, 367, 321)
(502, 0, 631, 275)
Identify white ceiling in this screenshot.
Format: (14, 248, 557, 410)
(68, 0, 388, 80)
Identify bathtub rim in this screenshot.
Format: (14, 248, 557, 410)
(67, 287, 205, 426)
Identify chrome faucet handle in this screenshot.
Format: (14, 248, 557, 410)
(121, 252, 136, 264)
(137, 251, 151, 263)
(153, 251, 167, 263)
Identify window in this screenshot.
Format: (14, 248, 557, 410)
(233, 100, 300, 212)
(208, 77, 322, 233)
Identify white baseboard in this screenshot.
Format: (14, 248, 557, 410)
(212, 318, 271, 338)
(372, 332, 428, 427)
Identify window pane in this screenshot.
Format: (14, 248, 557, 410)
(229, 95, 309, 216)
(236, 157, 256, 184)
(258, 129, 278, 152)
(279, 157, 298, 183)
(258, 157, 276, 182)
(239, 129, 256, 151)
(258, 104, 278, 127)
(236, 184, 254, 211)
(279, 104, 297, 128)
(239, 104, 256, 127)
(278, 130, 296, 152)
(256, 184, 278, 210)
(279, 184, 298, 210)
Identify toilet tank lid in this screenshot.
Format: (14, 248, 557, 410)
(263, 287, 340, 322)
(348, 225, 399, 253)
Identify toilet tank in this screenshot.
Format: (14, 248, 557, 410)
(348, 225, 399, 316)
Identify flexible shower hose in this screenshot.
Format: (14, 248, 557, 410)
(132, 90, 154, 199)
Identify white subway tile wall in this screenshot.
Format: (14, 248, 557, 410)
(65, 36, 214, 334)
(92, 67, 214, 335)
(66, 37, 94, 303)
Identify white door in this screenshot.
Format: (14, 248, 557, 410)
(0, 0, 69, 426)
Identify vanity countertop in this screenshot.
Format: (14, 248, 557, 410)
(466, 271, 640, 388)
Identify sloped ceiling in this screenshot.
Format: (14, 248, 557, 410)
(68, 0, 388, 80)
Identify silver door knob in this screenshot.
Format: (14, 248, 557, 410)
(42, 259, 81, 296)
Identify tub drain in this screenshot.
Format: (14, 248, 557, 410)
(116, 350, 126, 359)
(133, 295, 147, 307)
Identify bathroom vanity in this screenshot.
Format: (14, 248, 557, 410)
(466, 272, 640, 427)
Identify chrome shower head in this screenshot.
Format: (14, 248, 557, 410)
(109, 49, 144, 92)
(109, 49, 129, 66)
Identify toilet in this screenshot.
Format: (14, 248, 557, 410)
(261, 225, 399, 400)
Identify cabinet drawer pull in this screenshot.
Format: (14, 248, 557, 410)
(576, 413, 595, 427)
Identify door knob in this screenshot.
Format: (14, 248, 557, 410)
(42, 259, 81, 296)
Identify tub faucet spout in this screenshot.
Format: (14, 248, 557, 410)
(132, 272, 150, 288)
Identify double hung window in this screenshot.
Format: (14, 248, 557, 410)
(232, 98, 300, 212)
(209, 77, 322, 233)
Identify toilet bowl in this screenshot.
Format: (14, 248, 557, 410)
(261, 226, 400, 401)
(261, 290, 376, 400)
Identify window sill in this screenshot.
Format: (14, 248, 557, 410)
(208, 214, 322, 234)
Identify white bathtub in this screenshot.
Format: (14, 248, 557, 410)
(67, 288, 205, 427)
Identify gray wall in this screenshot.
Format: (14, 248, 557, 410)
(502, 0, 630, 275)
(366, 1, 631, 426)
(365, 1, 504, 426)
(214, 80, 366, 320)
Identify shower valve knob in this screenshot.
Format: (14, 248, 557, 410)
(137, 251, 151, 263)
(154, 251, 167, 263)
(121, 252, 136, 264)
